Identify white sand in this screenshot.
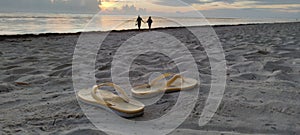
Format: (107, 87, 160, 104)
(0, 22, 299, 134)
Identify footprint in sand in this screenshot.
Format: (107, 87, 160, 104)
(4, 68, 35, 75)
(52, 63, 72, 70)
(49, 64, 72, 77)
(0, 83, 15, 93)
(15, 75, 50, 85)
(264, 61, 293, 73)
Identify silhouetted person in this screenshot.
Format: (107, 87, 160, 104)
(136, 15, 144, 30)
(147, 16, 153, 30)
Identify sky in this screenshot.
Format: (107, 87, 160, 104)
(0, 0, 299, 18)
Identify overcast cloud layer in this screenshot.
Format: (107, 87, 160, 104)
(0, 0, 299, 18)
(155, 0, 300, 6)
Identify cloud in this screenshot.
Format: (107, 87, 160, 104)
(153, 0, 235, 7)
(0, 0, 298, 18)
(187, 0, 298, 5)
(200, 8, 300, 18)
(153, 0, 210, 7)
(0, 0, 100, 13)
(153, 0, 300, 9)
(249, 0, 300, 5)
(150, 0, 300, 18)
(191, 1, 300, 10)
(102, 4, 147, 15)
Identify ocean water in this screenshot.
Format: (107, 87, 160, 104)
(0, 13, 297, 35)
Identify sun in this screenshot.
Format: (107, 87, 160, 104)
(98, 0, 118, 11)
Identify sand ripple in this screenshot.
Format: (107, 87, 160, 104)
(0, 23, 299, 134)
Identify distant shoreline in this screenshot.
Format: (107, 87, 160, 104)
(0, 21, 299, 38)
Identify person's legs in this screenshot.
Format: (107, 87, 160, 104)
(138, 23, 141, 30)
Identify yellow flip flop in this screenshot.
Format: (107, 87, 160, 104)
(131, 73, 198, 98)
(77, 83, 145, 118)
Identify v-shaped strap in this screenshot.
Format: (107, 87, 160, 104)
(166, 74, 184, 88)
(149, 73, 174, 86)
(149, 73, 185, 88)
(91, 83, 130, 106)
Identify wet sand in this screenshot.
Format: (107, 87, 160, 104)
(0, 22, 300, 134)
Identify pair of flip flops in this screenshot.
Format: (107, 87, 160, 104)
(77, 73, 198, 118)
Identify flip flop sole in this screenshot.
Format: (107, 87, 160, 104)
(132, 90, 164, 98)
(78, 97, 144, 118)
(132, 77, 199, 98)
(77, 90, 144, 118)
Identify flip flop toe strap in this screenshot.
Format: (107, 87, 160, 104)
(149, 73, 174, 86)
(149, 73, 185, 88)
(92, 83, 130, 106)
(132, 73, 173, 91)
(166, 74, 185, 88)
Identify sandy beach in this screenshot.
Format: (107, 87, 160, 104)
(0, 22, 300, 134)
